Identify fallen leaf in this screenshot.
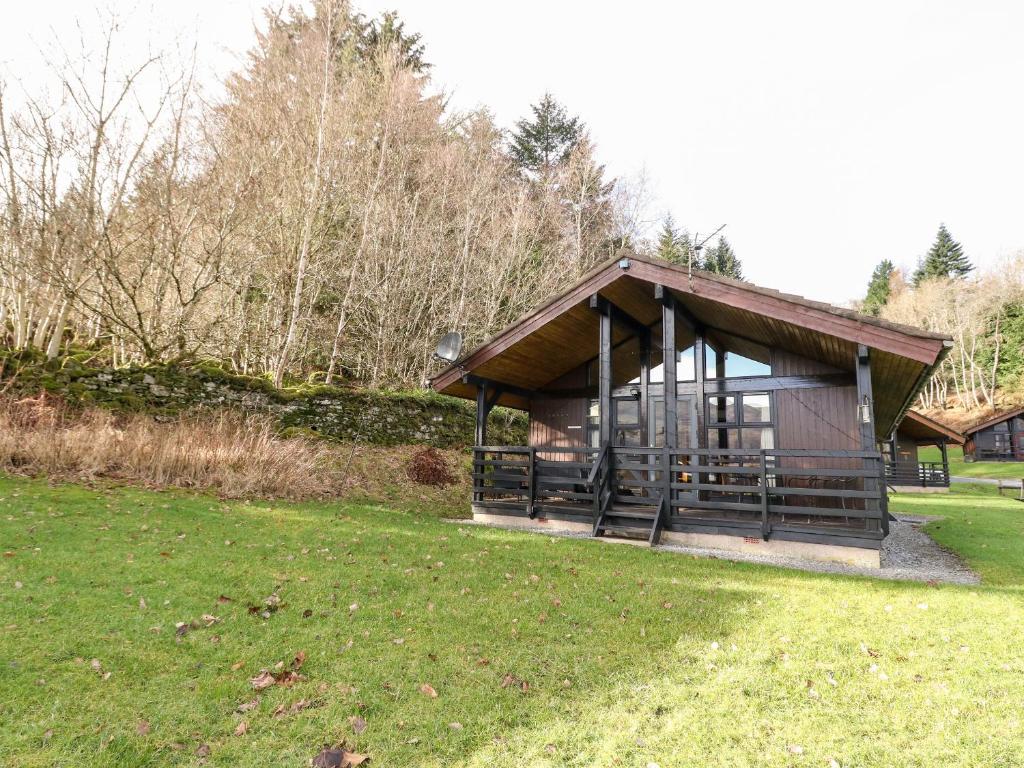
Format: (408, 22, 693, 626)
(231, 660, 245, 671)
(419, 683, 438, 698)
(217, 595, 233, 604)
(349, 715, 367, 734)
(233, 721, 248, 736)
(311, 745, 369, 767)
(272, 698, 321, 718)
(195, 743, 211, 757)
(250, 671, 275, 690)
(236, 699, 259, 713)
(787, 744, 803, 754)
(449, 721, 463, 730)
(136, 720, 151, 736)
(500, 674, 529, 693)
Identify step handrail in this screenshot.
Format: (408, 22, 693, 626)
(587, 442, 610, 486)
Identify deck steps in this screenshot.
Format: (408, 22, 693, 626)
(595, 505, 659, 542)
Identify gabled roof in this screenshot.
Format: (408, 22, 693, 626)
(898, 410, 965, 445)
(964, 406, 1024, 437)
(430, 251, 952, 436)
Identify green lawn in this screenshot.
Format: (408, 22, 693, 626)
(3, 476, 1024, 767)
(920, 444, 1024, 480)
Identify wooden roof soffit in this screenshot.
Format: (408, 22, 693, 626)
(430, 253, 951, 394)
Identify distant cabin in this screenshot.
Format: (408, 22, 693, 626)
(431, 253, 951, 569)
(885, 410, 964, 490)
(963, 407, 1024, 462)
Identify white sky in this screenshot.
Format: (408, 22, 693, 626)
(3, 1, 1023, 305)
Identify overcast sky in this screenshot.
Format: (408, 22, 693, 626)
(3, 1, 1023, 305)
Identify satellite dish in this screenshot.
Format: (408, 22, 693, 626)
(434, 331, 463, 364)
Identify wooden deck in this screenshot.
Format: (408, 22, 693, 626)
(473, 445, 888, 549)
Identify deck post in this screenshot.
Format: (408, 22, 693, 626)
(759, 449, 770, 540)
(855, 344, 885, 534)
(475, 381, 488, 447)
(640, 329, 650, 445)
(596, 296, 613, 446)
(661, 289, 677, 520)
(527, 446, 536, 517)
(661, 445, 671, 528)
(661, 289, 677, 449)
(939, 440, 949, 486)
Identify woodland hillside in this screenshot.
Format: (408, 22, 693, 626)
(859, 228, 1024, 427)
(0, 1, 640, 389)
(2, 0, 1022, 429)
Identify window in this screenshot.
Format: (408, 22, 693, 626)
(613, 398, 642, 447)
(706, 392, 774, 450)
(586, 399, 600, 448)
(742, 393, 771, 423)
(647, 320, 698, 383)
(707, 395, 736, 424)
(705, 333, 771, 378)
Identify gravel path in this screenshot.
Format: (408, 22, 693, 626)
(951, 476, 1003, 485)
(452, 516, 979, 585)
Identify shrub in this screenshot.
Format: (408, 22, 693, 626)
(406, 447, 457, 487)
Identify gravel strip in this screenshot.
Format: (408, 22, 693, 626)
(449, 517, 979, 585)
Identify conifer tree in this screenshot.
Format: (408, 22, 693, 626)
(702, 236, 743, 279)
(913, 224, 972, 284)
(509, 93, 583, 175)
(862, 259, 895, 316)
(656, 214, 695, 267)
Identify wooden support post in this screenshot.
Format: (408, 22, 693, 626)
(639, 330, 650, 446)
(855, 344, 886, 534)
(661, 290, 677, 450)
(597, 297, 613, 446)
(527, 446, 536, 518)
(661, 445, 671, 524)
(694, 327, 706, 447)
(475, 381, 488, 447)
(759, 449, 770, 540)
(939, 440, 949, 486)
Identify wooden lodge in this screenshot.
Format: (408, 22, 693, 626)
(884, 410, 963, 491)
(963, 407, 1024, 462)
(430, 253, 952, 568)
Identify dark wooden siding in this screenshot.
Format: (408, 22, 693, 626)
(774, 385, 859, 452)
(893, 431, 919, 464)
(529, 397, 587, 449)
(771, 349, 843, 377)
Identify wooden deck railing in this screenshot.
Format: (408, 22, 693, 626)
(884, 460, 950, 488)
(472, 445, 888, 541)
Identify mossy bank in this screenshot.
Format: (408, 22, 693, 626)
(0, 351, 526, 448)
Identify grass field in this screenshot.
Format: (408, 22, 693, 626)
(920, 444, 1024, 480)
(3, 476, 1024, 767)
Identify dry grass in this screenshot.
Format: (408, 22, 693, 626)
(0, 394, 470, 510)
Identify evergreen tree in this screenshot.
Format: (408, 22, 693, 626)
(352, 10, 429, 73)
(913, 224, 972, 284)
(656, 214, 695, 267)
(862, 259, 895, 316)
(702, 236, 743, 279)
(509, 93, 584, 175)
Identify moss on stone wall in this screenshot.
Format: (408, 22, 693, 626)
(0, 350, 527, 448)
